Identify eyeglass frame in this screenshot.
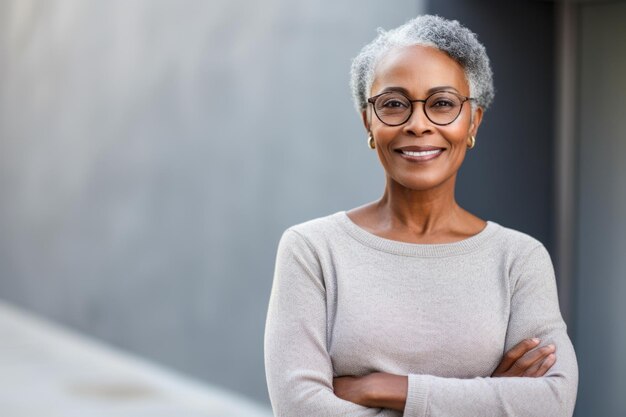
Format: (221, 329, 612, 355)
(366, 90, 475, 127)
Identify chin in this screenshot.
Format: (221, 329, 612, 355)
(396, 178, 444, 191)
(384, 164, 458, 191)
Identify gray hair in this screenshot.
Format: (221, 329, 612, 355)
(350, 15, 494, 114)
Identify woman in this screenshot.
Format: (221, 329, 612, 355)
(264, 15, 577, 416)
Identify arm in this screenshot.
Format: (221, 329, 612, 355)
(336, 245, 578, 417)
(334, 338, 557, 410)
(264, 230, 396, 416)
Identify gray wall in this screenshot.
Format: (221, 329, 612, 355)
(0, 0, 423, 404)
(573, 3, 626, 416)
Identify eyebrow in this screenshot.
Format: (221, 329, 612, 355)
(378, 85, 460, 95)
(427, 85, 459, 94)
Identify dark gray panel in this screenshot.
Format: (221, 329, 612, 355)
(426, 0, 556, 252)
(574, 3, 626, 416)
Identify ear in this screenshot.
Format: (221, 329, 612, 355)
(361, 109, 371, 133)
(469, 106, 484, 137)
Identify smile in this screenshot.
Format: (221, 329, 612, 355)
(396, 148, 445, 162)
(401, 149, 442, 157)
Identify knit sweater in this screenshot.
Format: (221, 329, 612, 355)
(264, 211, 578, 417)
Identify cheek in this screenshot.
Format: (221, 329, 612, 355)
(370, 125, 399, 147)
(375, 146, 394, 169)
(443, 131, 469, 163)
(440, 124, 470, 145)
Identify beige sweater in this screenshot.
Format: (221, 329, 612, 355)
(264, 211, 578, 416)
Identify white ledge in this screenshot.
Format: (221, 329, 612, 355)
(0, 300, 272, 417)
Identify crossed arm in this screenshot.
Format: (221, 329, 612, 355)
(264, 231, 578, 416)
(333, 337, 558, 411)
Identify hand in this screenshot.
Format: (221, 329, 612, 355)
(334, 372, 407, 411)
(492, 338, 556, 377)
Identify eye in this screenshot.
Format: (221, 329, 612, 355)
(431, 99, 454, 107)
(427, 93, 462, 113)
(381, 98, 408, 108)
(380, 95, 408, 109)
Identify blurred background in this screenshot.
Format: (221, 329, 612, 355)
(0, 0, 624, 416)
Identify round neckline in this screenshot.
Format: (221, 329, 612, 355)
(334, 211, 500, 257)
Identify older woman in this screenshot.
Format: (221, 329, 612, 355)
(264, 15, 577, 416)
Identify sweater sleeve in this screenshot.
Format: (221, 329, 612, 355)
(403, 244, 578, 417)
(264, 229, 398, 417)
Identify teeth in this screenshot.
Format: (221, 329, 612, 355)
(401, 149, 442, 157)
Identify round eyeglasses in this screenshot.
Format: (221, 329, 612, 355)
(367, 90, 474, 126)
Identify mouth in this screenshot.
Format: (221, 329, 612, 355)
(394, 146, 446, 162)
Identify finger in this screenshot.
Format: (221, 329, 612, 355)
(525, 353, 557, 377)
(511, 344, 555, 374)
(493, 338, 539, 374)
(518, 351, 548, 376)
(493, 338, 540, 374)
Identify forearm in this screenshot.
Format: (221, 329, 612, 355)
(353, 336, 576, 417)
(405, 371, 576, 417)
(369, 374, 408, 411)
(334, 373, 408, 411)
(268, 379, 395, 417)
(356, 370, 575, 417)
(266, 335, 399, 416)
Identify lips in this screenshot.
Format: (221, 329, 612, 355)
(394, 145, 446, 161)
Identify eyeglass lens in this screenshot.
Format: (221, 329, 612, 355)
(373, 92, 464, 126)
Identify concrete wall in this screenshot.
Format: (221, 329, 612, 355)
(0, 0, 423, 404)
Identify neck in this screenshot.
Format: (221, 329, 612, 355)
(375, 175, 461, 235)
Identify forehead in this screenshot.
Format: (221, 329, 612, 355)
(371, 44, 469, 96)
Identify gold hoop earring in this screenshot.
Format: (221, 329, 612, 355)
(467, 135, 476, 149)
(368, 133, 376, 149)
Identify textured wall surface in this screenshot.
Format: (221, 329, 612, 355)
(0, 0, 422, 404)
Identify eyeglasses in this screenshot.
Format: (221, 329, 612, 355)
(367, 90, 474, 126)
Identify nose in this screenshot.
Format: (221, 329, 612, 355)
(402, 101, 434, 136)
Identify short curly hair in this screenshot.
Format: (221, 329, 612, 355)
(350, 15, 494, 113)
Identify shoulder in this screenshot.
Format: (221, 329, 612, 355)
(274, 211, 346, 259)
(274, 211, 346, 273)
(280, 211, 345, 247)
(489, 221, 546, 256)
(489, 222, 554, 282)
